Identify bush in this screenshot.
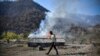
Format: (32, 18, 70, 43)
(23, 32, 29, 39)
(1, 32, 21, 40)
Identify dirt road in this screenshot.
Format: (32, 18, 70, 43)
(1, 43, 96, 56)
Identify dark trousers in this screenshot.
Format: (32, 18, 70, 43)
(47, 42, 58, 55)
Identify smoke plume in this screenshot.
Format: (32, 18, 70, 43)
(28, 0, 92, 38)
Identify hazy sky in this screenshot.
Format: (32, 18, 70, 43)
(0, 0, 100, 15)
(34, 0, 100, 15)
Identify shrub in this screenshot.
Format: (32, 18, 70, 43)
(1, 32, 20, 40)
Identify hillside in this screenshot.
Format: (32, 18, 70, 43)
(0, 0, 49, 34)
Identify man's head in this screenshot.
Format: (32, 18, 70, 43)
(49, 31, 53, 35)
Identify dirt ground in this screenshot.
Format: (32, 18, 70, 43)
(0, 43, 99, 56)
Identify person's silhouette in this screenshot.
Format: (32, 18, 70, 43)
(46, 31, 59, 55)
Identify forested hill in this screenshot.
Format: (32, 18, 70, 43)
(0, 0, 49, 34)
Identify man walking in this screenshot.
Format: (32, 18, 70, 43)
(46, 31, 59, 55)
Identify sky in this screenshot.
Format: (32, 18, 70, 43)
(34, 0, 100, 15)
(0, 0, 99, 15)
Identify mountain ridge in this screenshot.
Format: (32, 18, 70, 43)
(0, 0, 49, 34)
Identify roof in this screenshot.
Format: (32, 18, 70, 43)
(29, 38, 65, 43)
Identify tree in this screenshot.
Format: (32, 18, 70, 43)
(1, 32, 19, 43)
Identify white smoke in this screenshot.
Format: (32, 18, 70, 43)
(28, 0, 91, 38)
(28, 0, 72, 38)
